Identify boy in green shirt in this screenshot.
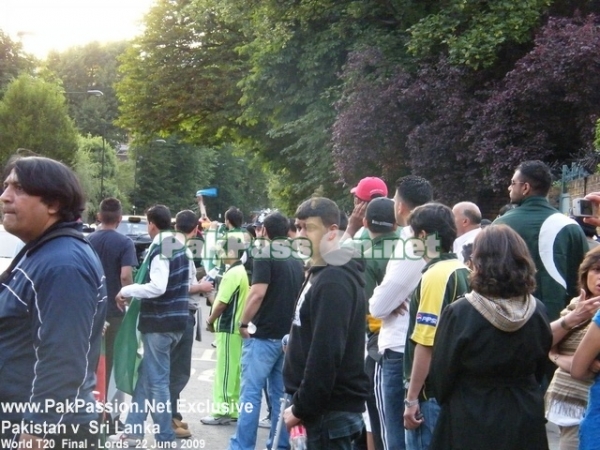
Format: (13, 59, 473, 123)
(202, 236, 250, 425)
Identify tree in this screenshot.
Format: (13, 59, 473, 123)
(45, 41, 129, 144)
(116, 0, 246, 144)
(230, 0, 407, 210)
(115, 0, 434, 212)
(473, 14, 600, 190)
(199, 144, 270, 219)
(334, 13, 600, 205)
(0, 30, 35, 94)
(0, 75, 79, 165)
(132, 137, 216, 214)
(73, 136, 101, 220)
(407, 0, 552, 69)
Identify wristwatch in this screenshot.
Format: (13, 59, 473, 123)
(238, 322, 249, 329)
(404, 399, 419, 408)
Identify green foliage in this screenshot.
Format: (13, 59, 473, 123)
(131, 137, 217, 215)
(74, 134, 122, 217)
(199, 144, 270, 220)
(73, 137, 101, 220)
(115, 0, 421, 212)
(0, 75, 79, 165)
(45, 41, 129, 144)
(230, 0, 403, 210)
(407, 0, 552, 69)
(116, 0, 245, 144)
(595, 118, 600, 150)
(0, 30, 36, 95)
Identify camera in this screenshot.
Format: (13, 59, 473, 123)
(572, 198, 598, 218)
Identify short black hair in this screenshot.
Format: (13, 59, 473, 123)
(225, 207, 243, 228)
(396, 175, 433, 210)
(263, 212, 290, 240)
(498, 203, 516, 217)
(98, 198, 122, 225)
(4, 155, 85, 222)
(175, 210, 198, 234)
(408, 202, 456, 253)
(516, 160, 552, 195)
(146, 204, 172, 231)
(220, 235, 247, 260)
(245, 224, 257, 238)
(339, 211, 348, 232)
(295, 197, 340, 228)
(288, 218, 297, 233)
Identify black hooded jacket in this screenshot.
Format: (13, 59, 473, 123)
(283, 253, 369, 421)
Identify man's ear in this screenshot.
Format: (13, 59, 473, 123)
(326, 224, 339, 241)
(46, 201, 60, 216)
(362, 217, 368, 229)
(397, 200, 409, 218)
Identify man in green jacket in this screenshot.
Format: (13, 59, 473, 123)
(494, 160, 588, 323)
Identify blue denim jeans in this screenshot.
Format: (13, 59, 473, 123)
(381, 349, 406, 450)
(304, 410, 363, 450)
(229, 338, 289, 450)
(126, 331, 182, 442)
(170, 313, 195, 420)
(405, 398, 440, 450)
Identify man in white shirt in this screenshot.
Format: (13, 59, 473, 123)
(115, 205, 191, 446)
(368, 176, 432, 450)
(451, 202, 482, 263)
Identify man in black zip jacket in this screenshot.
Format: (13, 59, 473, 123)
(283, 197, 369, 449)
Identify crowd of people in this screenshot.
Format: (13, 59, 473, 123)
(3, 154, 600, 450)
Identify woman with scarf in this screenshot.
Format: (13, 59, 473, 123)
(571, 252, 600, 449)
(428, 225, 552, 450)
(545, 246, 600, 450)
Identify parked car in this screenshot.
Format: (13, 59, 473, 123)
(0, 225, 23, 272)
(116, 215, 152, 264)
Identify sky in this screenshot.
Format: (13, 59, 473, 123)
(2, 0, 157, 59)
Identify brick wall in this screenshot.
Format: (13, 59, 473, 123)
(561, 173, 600, 210)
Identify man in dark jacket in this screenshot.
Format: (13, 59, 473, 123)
(283, 197, 369, 449)
(494, 161, 588, 385)
(0, 156, 107, 449)
(494, 160, 587, 321)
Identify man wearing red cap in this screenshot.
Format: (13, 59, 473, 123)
(351, 177, 389, 203)
(344, 177, 389, 240)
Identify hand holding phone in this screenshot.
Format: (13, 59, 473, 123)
(572, 198, 598, 218)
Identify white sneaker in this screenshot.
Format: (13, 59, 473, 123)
(200, 415, 234, 425)
(258, 417, 271, 429)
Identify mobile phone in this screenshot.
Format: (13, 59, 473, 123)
(572, 198, 598, 218)
(415, 412, 424, 420)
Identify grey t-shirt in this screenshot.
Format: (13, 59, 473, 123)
(88, 229, 138, 318)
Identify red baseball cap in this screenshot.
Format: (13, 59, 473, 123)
(350, 177, 388, 202)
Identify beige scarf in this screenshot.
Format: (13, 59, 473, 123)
(465, 290, 537, 332)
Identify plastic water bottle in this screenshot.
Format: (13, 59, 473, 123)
(289, 424, 307, 450)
